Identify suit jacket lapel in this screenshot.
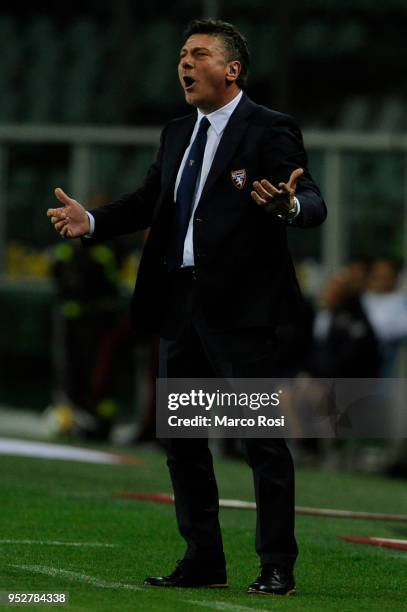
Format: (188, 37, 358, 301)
(199, 93, 256, 204)
(161, 113, 196, 198)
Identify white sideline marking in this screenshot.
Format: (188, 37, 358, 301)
(13, 564, 260, 610)
(184, 600, 256, 612)
(1, 539, 117, 548)
(0, 406, 46, 438)
(369, 537, 407, 545)
(11, 564, 142, 591)
(0, 437, 131, 464)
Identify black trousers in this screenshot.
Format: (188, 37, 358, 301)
(158, 268, 298, 570)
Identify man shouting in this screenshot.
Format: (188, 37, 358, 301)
(48, 19, 326, 596)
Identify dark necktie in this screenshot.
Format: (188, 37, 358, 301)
(167, 116, 210, 270)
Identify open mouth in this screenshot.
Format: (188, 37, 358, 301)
(183, 76, 196, 90)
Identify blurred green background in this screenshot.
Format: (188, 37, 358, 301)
(1, 0, 406, 417)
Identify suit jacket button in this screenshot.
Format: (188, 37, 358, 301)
(195, 217, 204, 223)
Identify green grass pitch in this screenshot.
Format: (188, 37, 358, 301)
(1, 445, 406, 611)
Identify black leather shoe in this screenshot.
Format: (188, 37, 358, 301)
(144, 559, 228, 588)
(248, 565, 295, 596)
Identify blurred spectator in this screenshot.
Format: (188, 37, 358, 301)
(359, 258, 407, 478)
(46, 193, 159, 443)
(274, 286, 316, 463)
(49, 239, 123, 439)
(361, 258, 407, 377)
(346, 257, 372, 293)
(275, 296, 315, 377)
(92, 318, 159, 443)
(307, 268, 380, 469)
(312, 269, 380, 378)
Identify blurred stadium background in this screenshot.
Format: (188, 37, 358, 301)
(1, 3, 407, 459)
(1, 2, 407, 609)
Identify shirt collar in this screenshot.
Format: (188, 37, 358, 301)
(197, 90, 243, 136)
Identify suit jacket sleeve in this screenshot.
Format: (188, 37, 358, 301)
(84, 124, 168, 243)
(262, 115, 327, 228)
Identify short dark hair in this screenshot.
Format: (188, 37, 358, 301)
(182, 19, 250, 88)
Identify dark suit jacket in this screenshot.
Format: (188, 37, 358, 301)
(87, 93, 326, 333)
(311, 297, 380, 378)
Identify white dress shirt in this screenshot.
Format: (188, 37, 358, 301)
(175, 90, 243, 266)
(361, 291, 407, 342)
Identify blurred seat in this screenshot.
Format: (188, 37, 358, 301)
(140, 22, 179, 111)
(57, 20, 105, 123)
(337, 96, 371, 130)
(22, 17, 61, 122)
(0, 17, 21, 121)
(296, 20, 328, 58)
(334, 22, 365, 54)
(374, 97, 405, 132)
(117, 149, 156, 192)
(248, 22, 278, 78)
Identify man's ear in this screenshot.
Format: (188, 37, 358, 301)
(226, 60, 241, 83)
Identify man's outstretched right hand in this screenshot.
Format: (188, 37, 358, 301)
(47, 188, 90, 238)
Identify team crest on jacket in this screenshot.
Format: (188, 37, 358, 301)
(231, 169, 247, 189)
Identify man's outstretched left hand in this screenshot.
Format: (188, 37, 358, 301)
(251, 167, 303, 218)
